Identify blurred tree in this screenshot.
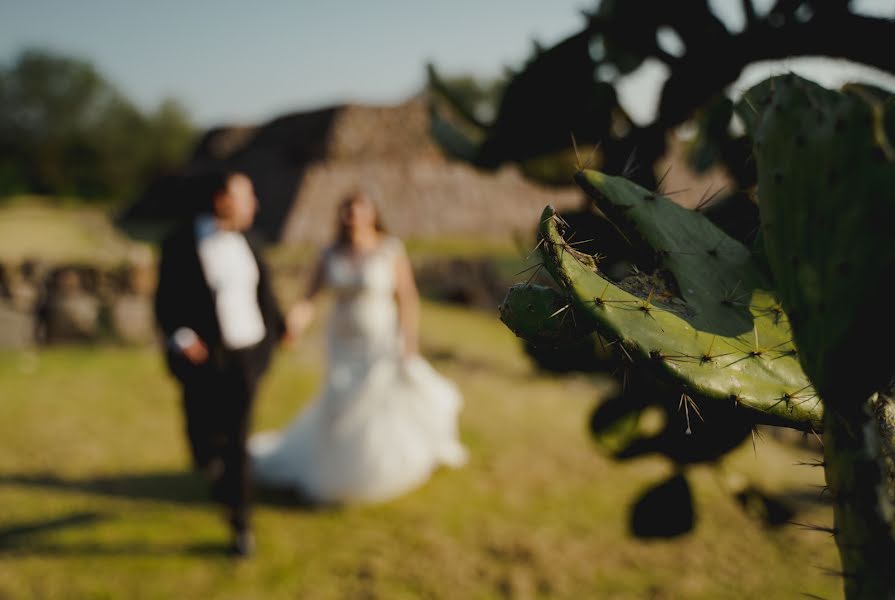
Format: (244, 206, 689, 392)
(426, 66, 507, 133)
(428, 0, 895, 194)
(0, 49, 195, 202)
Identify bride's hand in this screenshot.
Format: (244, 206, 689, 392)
(287, 301, 315, 339)
(401, 336, 419, 360)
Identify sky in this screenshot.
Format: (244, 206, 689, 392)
(1, 0, 894, 127)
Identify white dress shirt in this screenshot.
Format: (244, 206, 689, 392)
(173, 215, 267, 351)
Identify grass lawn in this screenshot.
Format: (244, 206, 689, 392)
(0, 300, 842, 599)
(0, 198, 147, 266)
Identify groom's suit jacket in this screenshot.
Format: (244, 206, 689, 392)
(154, 220, 285, 383)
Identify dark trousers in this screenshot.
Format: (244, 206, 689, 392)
(180, 345, 261, 532)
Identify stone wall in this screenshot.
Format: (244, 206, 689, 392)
(0, 249, 520, 349)
(0, 254, 157, 349)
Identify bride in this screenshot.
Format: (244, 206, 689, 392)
(249, 190, 468, 504)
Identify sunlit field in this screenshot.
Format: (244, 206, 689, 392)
(0, 299, 841, 599)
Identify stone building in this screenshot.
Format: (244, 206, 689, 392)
(118, 96, 583, 245)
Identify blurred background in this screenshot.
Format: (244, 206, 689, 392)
(1, 1, 893, 598)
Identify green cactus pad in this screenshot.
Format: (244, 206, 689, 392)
(745, 75, 895, 403)
(499, 283, 595, 344)
(536, 170, 821, 430)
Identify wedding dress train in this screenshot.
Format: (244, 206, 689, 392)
(249, 237, 467, 503)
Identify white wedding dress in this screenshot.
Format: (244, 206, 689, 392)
(249, 237, 467, 504)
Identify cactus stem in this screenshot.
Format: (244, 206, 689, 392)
(769, 392, 794, 412)
(596, 332, 608, 354)
(570, 131, 581, 169)
(793, 394, 821, 409)
(668, 354, 703, 364)
(596, 298, 640, 306)
(816, 566, 856, 580)
(699, 353, 716, 365)
(655, 164, 673, 194)
(547, 304, 571, 319)
(755, 304, 785, 324)
(525, 264, 545, 286)
(702, 348, 736, 363)
(622, 149, 639, 179)
(786, 384, 816, 400)
(791, 521, 839, 536)
(611, 364, 630, 391)
(615, 341, 635, 363)
(741, 92, 759, 116)
(769, 349, 798, 361)
(660, 247, 701, 257)
(766, 339, 795, 351)
(695, 184, 726, 212)
(514, 262, 544, 277)
(721, 352, 761, 368)
(750, 426, 764, 456)
(524, 237, 546, 261)
(552, 212, 570, 229)
(637, 289, 657, 317)
(720, 280, 747, 306)
(556, 301, 578, 329)
(678, 393, 704, 435)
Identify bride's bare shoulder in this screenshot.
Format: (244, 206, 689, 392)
(381, 235, 406, 255)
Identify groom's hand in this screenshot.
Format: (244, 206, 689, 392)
(280, 330, 296, 349)
(181, 338, 210, 365)
(287, 301, 315, 330)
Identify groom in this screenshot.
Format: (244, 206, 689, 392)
(154, 170, 285, 556)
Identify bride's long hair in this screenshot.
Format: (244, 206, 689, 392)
(334, 190, 387, 248)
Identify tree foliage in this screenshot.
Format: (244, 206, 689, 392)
(0, 49, 195, 202)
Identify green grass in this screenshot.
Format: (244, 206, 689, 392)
(0, 197, 147, 266)
(0, 301, 842, 599)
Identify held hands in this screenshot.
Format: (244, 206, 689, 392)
(286, 300, 316, 343)
(401, 335, 419, 360)
(172, 327, 209, 365)
(181, 338, 209, 365)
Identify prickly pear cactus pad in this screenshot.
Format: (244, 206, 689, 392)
(499, 283, 595, 344)
(536, 170, 822, 430)
(742, 74, 895, 403)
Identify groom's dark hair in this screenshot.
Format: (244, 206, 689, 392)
(187, 168, 247, 215)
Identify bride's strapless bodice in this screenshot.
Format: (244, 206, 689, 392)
(324, 238, 402, 358)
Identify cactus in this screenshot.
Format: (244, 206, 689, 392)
(500, 169, 820, 537)
(428, 0, 895, 194)
(500, 74, 895, 599)
(740, 74, 895, 599)
(502, 175, 823, 431)
(500, 283, 595, 345)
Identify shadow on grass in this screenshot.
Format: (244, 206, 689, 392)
(0, 511, 232, 557)
(1, 540, 236, 558)
(0, 511, 108, 546)
(0, 470, 335, 510)
(0, 473, 338, 558)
